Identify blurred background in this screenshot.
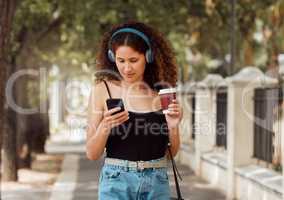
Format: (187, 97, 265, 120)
(0, 0, 284, 200)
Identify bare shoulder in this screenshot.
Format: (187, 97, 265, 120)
(89, 81, 109, 110)
(93, 80, 106, 90)
(92, 81, 106, 95)
(105, 79, 121, 87)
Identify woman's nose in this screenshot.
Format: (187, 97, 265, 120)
(124, 62, 133, 72)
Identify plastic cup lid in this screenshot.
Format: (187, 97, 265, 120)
(158, 88, 177, 95)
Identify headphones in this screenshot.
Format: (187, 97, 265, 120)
(107, 27, 154, 63)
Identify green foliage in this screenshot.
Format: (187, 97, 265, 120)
(273, 163, 282, 173)
(10, 0, 284, 83)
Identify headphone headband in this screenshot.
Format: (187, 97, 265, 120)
(109, 27, 151, 49)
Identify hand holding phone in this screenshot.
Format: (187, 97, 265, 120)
(106, 98, 125, 115)
(102, 98, 129, 129)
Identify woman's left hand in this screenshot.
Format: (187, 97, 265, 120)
(164, 99, 183, 129)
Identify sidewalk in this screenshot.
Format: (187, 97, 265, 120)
(48, 142, 226, 200)
(1, 142, 226, 200)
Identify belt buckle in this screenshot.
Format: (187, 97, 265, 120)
(136, 161, 145, 171)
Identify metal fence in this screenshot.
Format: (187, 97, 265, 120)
(253, 87, 283, 165)
(216, 87, 227, 148)
(191, 94, 196, 140)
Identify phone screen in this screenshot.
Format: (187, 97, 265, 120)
(106, 98, 125, 115)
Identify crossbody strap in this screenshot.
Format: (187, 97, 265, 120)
(168, 143, 184, 200)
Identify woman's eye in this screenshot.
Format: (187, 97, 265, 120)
(130, 60, 137, 63)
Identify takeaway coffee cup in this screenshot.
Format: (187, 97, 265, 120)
(158, 88, 177, 113)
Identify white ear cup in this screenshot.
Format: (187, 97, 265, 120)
(108, 49, 115, 62)
(145, 49, 154, 63)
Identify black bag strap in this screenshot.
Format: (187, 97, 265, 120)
(168, 143, 184, 200)
(102, 80, 112, 99)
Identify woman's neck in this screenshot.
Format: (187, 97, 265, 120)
(121, 80, 149, 91)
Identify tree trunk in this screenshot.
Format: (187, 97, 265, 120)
(17, 114, 31, 169)
(0, 0, 18, 182)
(30, 112, 50, 154)
(243, 35, 254, 66)
(0, 58, 6, 172)
(2, 105, 18, 181)
(3, 59, 19, 178)
(16, 76, 32, 169)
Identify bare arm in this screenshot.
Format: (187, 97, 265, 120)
(86, 83, 129, 160)
(166, 127, 180, 159)
(164, 99, 183, 159)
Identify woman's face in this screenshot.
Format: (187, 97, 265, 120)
(115, 45, 146, 83)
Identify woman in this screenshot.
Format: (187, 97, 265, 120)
(86, 21, 182, 200)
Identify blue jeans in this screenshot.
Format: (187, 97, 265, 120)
(98, 157, 170, 200)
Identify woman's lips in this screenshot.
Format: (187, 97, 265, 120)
(126, 73, 135, 77)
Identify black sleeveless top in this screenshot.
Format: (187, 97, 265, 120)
(103, 80, 169, 161)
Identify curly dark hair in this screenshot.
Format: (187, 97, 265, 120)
(95, 21, 177, 91)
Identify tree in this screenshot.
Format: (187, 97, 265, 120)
(0, 0, 19, 181)
(2, 0, 283, 180)
(10, 0, 62, 169)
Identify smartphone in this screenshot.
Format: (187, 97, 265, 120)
(106, 98, 125, 115)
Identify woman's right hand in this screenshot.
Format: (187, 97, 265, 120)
(101, 107, 129, 131)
